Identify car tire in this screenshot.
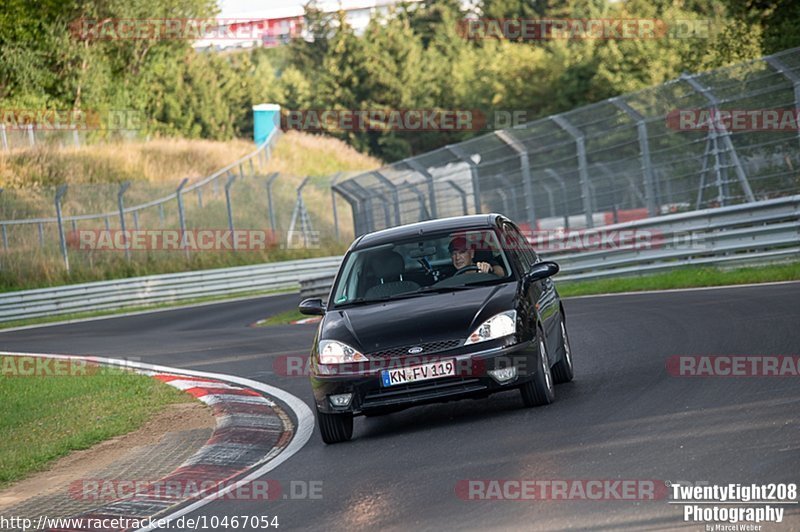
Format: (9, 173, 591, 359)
(552, 313, 574, 384)
(317, 409, 353, 444)
(520, 333, 555, 407)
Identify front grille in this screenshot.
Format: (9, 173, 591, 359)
(368, 339, 462, 359)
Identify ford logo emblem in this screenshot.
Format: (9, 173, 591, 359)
(408, 346, 423, 354)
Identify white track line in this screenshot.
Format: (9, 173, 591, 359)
(0, 351, 314, 531)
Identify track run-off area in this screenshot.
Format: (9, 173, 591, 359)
(1, 282, 798, 531)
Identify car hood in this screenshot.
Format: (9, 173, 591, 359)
(322, 282, 517, 353)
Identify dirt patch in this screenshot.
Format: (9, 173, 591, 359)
(0, 401, 215, 510)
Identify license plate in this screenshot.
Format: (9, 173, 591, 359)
(381, 359, 456, 387)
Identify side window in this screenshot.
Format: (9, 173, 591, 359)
(500, 224, 530, 271)
(501, 223, 530, 271)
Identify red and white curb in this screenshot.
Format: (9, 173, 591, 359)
(0, 352, 313, 532)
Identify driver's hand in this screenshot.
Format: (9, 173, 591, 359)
(476, 261, 491, 273)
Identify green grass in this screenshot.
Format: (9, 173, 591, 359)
(0, 236, 350, 294)
(254, 307, 306, 326)
(0, 360, 191, 487)
(557, 261, 800, 298)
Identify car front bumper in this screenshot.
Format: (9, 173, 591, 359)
(310, 339, 539, 415)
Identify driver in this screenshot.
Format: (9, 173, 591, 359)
(448, 236, 504, 276)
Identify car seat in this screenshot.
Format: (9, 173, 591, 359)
(364, 250, 420, 299)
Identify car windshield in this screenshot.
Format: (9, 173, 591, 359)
(331, 229, 513, 307)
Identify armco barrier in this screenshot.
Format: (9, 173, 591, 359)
(549, 194, 800, 281)
(0, 256, 341, 323)
(294, 196, 799, 293)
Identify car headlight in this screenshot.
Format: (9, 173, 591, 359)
(318, 340, 368, 364)
(465, 310, 517, 345)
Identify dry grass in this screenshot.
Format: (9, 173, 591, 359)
(0, 138, 257, 188)
(0, 132, 381, 291)
(265, 130, 380, 178)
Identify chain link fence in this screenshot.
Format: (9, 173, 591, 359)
(0, 130, 362, 281)
(3, 48, 800, 284)
(0, 125, 140, 151)
(334, 47, 800, 235)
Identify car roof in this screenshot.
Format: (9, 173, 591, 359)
(351, 214, 508, 250)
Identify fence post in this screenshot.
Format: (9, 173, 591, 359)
(496, 130, 536, 226)
(764, 55, 800, 151)
(266, 172, 279, 234)
(330, 173, 343, 240)
(158, 203, 165, 227)
(447, 144, 482, 214)
(446, 180, 469, 215)
(1, 125, 8, 151)
(38, 222, 45, 248)
(543, 169, 569, 229)
(133, 211, 139, 231)
(73, 130, 80, 148)
(55, 185, 69, 271)
(401, 180, 431, 220)
(405, 159, 438, 219)
(540, 181, 556, 217)
(287, 177, 314, 248)
(196, 187, 203, 208)
(0, 188, 4, 251)
(372, 171, 401, 226)
(496, 189, 510, 216)
(682, 73, 755, 203)
(224, 173, 237, 249)
(552, 115, 594, 228)
(610, 97, 658, 217)
(117, 181, 132, 261)
(332, 183, 365, 236)
(176, 178, 189, 259)
(595, 163, 620, 223)
(350, 181, 377, 233)
(27, 124, 35, 147)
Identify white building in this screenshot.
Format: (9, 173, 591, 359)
(194, 0, 424, 51)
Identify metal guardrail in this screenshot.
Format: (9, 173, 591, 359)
(2, 195, 797, 323)
(0, 256, 341, 323)
(281, 195, 800, 298)
(548, 195, 800, 281)
(300, 275, 337, 300)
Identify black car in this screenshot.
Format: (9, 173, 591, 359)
(299, 214, 574, 443)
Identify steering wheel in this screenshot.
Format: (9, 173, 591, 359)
(455, 265, 480, 275)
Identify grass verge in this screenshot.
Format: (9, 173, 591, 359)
(253, 308, 306, 326)
(557, 261, 800, 298)
(0, 360, 191, 488)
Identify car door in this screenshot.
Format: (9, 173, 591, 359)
(502, 222, 560, 363)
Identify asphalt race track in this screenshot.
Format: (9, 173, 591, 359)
(2, 282, 799, 531)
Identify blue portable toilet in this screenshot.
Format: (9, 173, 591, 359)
(252, 104, 281, 145)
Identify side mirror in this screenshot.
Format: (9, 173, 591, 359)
(298, 298, 326, 316)
(524, 261, 560, 285)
